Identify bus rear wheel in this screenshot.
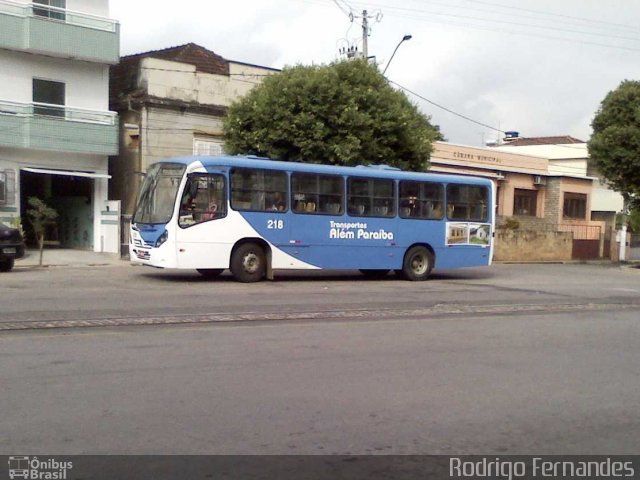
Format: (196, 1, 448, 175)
(231, 243, 266, 283)
(402, 246, 433, 281)
(196, 268, 224, 278)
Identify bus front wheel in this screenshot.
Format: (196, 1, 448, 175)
(231, 243, 266, 283)
(402, 246, 433, 281)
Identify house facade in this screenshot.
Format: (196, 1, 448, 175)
(109, 43, 279, 216)
(430, 141, 607, 260)
(0, 0, 120, 252)
(493, 136, 625, 227)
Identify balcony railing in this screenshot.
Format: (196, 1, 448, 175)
(0, 99, 116, 125)
(0, 99, 118, 155)
(0, 0, 117, 32)
(0, 0, 120, 64)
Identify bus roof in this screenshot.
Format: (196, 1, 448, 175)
(157, 155, 493, 186)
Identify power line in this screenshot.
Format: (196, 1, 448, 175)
(339, 0, 640, 52)
(389, 80, 505, 134)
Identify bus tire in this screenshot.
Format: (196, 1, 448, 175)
(231, 243, 266, 283)
(402, 246, 433, 281)
(196, 268, 224, 278)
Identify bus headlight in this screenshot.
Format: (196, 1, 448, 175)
(155, 230, 168, 248)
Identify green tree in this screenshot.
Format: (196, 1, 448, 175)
(223, 59, 442, 171)
(588, 80, 640, 203)
(26, 197, 58, 267)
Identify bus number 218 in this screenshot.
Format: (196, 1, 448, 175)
(267, 219, 284, 230)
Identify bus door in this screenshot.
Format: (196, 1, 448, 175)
(175, 172, 229, 269)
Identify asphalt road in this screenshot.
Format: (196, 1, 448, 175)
(1, 263, 639, 455)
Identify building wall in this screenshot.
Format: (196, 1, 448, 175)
(141, 106, 225, 167)
(140, 57, 275, 108)
(592, 177, 625, 213)
(498, 172, 545, 218)
(0, 50, 109, 111)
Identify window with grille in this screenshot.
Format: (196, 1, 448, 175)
(563, 192, 587, 219)
(193, 139, 224, 156)
(513, 189, 537, 216)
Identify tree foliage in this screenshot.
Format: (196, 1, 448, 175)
(588, 80, 640, 202)
(223, 59, 442, 171)
(26, 197, 58, 267)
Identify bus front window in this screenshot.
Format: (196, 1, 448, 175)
(133, 163, 186, 224)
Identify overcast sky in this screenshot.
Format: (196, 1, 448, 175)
(109, 0, 640, 147)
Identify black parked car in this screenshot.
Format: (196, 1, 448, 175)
(0, 222, 25, 272)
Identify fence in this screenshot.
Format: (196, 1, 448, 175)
(495, 220, 604, 261)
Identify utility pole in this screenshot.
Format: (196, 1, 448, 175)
(362, 9, 369, 60)
(337, 8, 382, 61)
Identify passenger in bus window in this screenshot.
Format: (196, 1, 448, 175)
(202, 201, 218, 220)
(269, 192, 286, 211)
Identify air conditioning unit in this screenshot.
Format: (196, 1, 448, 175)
(533, 175, 546, 186)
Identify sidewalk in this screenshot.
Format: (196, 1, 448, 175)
(15, 248, 126, 268)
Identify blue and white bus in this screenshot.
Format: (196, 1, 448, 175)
(130, 155, 494, 282)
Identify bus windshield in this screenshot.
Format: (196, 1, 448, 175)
(133, 163, 186, 224)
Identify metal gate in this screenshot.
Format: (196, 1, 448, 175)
(560, 224, 602, 260)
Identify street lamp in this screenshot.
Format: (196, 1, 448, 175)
(382, 34, 412, 75)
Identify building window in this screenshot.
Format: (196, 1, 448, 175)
(563, 192, 587, 219)
(33, 0, 66, 20)
(193, 139, 224, 156)
(0, 170, 16, 206)
(33, 78, 65, 117)
(513, 189, 537, 216)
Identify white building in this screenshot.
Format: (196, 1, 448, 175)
(0, 0, 119, 252)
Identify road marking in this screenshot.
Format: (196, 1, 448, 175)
(0, 303, 636, 332)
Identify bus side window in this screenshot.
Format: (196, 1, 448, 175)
(399, 180, 442, 219)
(291, 173, 343, 215)
(446, 184, 488, 221)
(179, 174, 226, 227)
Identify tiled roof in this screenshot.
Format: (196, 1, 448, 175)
(120, 42, 229, 75)
(504, 136, 586, 146)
